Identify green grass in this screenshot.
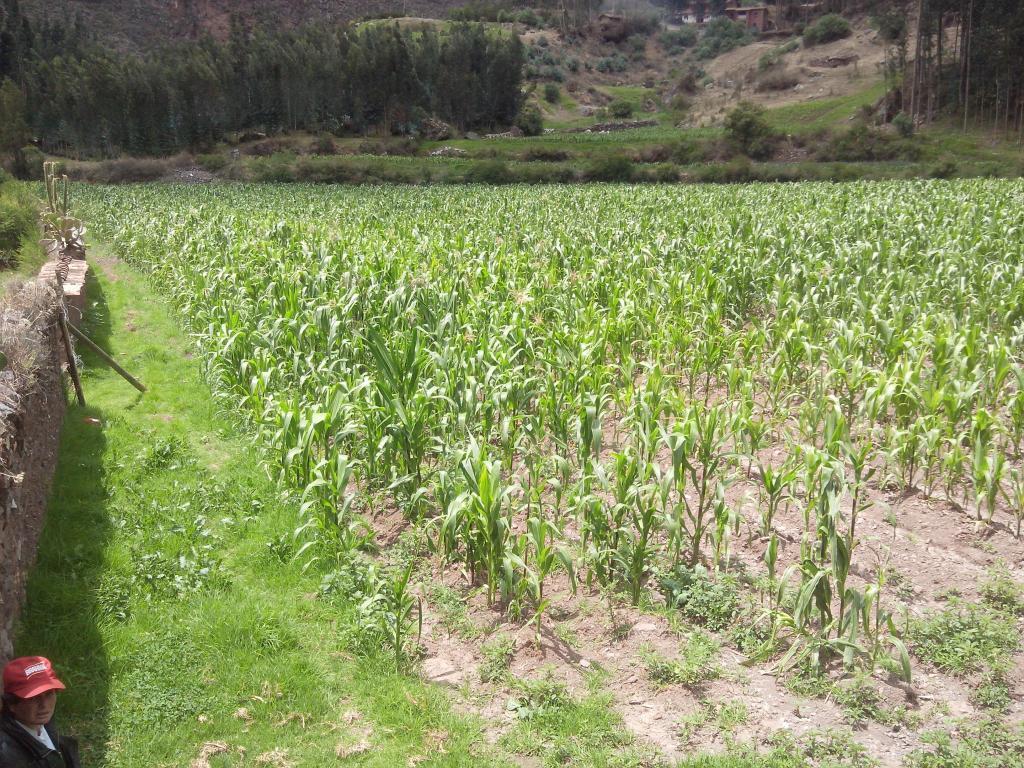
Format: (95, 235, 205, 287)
(15, 248, 513, 767)
(674, 730, 877, 767)
(640, 631, 720, 688)
(499, 674, 653, 767)
(765, 81, 888, 134)
(906, 719, 1024, 768)
(478, 635, 515, 683)
(0, 179, 44, 280)
(909, 599, 1019, 676)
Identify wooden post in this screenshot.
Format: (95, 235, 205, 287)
(66, 323, 146, 394)
(57, 309, 85, 406)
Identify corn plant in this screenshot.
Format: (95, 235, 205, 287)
(972, 442, 1006, 525)
(359, 562, 423, 671)
(435, 444, 514, 606)
(614, 484, 659, 604)
(758, 460, 796, 537)
(1004, 468, 1024, 538)
(73, 180, 1024, 678)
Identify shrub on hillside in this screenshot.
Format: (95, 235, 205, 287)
(250, 154, 297, 183)
(466, 160, 512, 184)
(197, 154, 228, 172)
(755, 68, 799, 92)
(817, 125, 921, 162)
(516, 9, 541, 27)
(676, 69, 701, 95)
(543, 83, 560, 104)
(758, 39, 799, 71)
(596, 54, 628, 73)
(585, 154, 635, 182)
(724, 101, 777, 160)
(523, 147, 569, 162)
(0, 184, 36, 266)
(626, 34, 647, 54)
(63, 157, 171, 183)
(925, 157, 955, 179)
(670, 138, 701, 164)
(448, 2, 504, 22)
(12, 145, 44, 181)
(609, 99, 635, 119)
(892, 111, 914, 138)
(659, 27, 698, 54)
(314, 133, 338, 155)
(516, 164, 575, 183)
(516, 103, 544, 136)
(621, 12, 661, 37)
(639, 163, 681, 183)
(694, 157, 753, 183)
(803, 14, 851, 46)
(696, 18, 752, 60)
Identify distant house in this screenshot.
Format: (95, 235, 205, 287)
(723, 2, 775, 32)
(676, 5, 706, 24)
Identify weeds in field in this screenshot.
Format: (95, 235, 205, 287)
(641, 631, 720, 688)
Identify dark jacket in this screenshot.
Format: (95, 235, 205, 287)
(0, 713, 81, 768)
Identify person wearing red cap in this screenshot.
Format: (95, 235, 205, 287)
(0, 656, 80, 768)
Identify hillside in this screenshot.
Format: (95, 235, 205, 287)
(22, 0, 464, 50)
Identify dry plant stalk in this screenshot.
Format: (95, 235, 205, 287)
(0, 279, 58, 394)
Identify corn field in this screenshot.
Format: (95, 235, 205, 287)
(80, 180, 1024, 677)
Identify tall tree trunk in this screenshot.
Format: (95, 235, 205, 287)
(934, 12, 942, 122)
(962, 0, 972, 132)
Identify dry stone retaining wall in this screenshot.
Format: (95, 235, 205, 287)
(0, 280, 66, 662)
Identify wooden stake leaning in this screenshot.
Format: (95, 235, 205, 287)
(66, 322, 147, 394)
(57, 304, 86, 406)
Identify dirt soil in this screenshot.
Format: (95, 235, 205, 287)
(690, 26, 889, 126)
(365, 386, 1024, 766)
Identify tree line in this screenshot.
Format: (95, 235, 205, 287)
(0, 0, 525, 158)
(904, 0, 1023, 137)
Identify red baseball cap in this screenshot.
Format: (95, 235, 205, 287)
(2, 656, 66, 699)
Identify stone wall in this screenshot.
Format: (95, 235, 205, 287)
(0, 281, 65, 662)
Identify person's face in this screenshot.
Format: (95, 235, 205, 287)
(8, 690, 57, 727)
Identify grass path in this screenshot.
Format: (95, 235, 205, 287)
(16, 249, 506, 768)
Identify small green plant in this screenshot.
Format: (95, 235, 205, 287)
(980, 563, 1024, 615)
(480, 634, 516, 682)
(832, 674, 921, 728)
(906, 718, 1024, 767)
(641, 631, 720, 688)
(428, 583, 480, 638)
(971, 665, 1011, 712)
(359, 562, 423, 671)
(505, 674, 570, 720)
(660, 564, 739, 631)
(543, 83, 560, 104)
(910, 600, 1018, 675)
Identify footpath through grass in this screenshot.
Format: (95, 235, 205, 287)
(15, 249, 507, 768)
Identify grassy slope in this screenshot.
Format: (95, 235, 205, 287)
(764, 81, 889, 134)
(14, 249, 508, 768)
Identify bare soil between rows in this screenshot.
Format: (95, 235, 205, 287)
(365, 417, 1024, 766)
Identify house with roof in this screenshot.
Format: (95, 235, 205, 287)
(722, 1, 776, 32)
